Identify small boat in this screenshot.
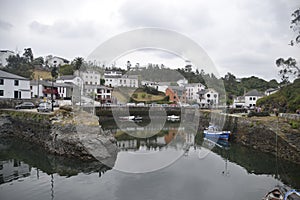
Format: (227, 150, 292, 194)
(119, 116, 135, 121)
(134, 116, 143, 121)
(203, 125, 230, 140)
(262, 187, 284, 200)
(167, 115, 180, 122)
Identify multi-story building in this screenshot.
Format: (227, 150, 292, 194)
(104, 71, 138, 88)
(0, 70, 31, 99)
(166, 86, 187, 104)
(198, 89, 219, 108)
(74, 70, 101, 85)
(184, 83, 206, 103)
(244, 89, 263, 108)
(84, 85, 113, 104)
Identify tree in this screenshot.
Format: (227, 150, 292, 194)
(4, 52, 34, 79)
(23, 48, 33, 62)
(100, 78, 105, 85)
(290, 8, 300, 46)
(32, 56, 44, 67)
(73, 57, 84, 71)
(276, 57, 299, 83)
(59, 64, 74, 75)
(276, 8, 300, 83)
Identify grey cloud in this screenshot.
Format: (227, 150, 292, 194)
(29, 20, 97, 38)
(0, 20, 13, 30)
(118, 0, 213, 30)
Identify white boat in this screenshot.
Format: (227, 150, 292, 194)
(167, 115, 180, 122)
(119, 116, 135, 121)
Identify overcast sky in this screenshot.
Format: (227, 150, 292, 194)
(0, 0, 299, 80)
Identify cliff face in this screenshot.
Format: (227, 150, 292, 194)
(0, 109, 118, 166)
(223, 115, 300, 164)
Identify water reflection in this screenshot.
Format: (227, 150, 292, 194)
(0, 123, 299, 199)
(0, 138, 111, 184)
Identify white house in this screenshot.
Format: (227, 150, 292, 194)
(0, 70, 31, 99)
(244, 89, 263, 108)
(85, 85, 113, 104)
(198, 89, 219, 108)
(104, 71, 138, 88)
(184, 83, 206, 103)
(265, 88, 279, 96)
(45, 55, 69, 67)
(0, 50, 14, 67)
(56, 75, 83, 87)
(74, 70, 101, 85)
(233, 96, 245, 108)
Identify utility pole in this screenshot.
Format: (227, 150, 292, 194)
(51, 67, 58, 112)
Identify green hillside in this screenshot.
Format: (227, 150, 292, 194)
(257, 79, 300, 113)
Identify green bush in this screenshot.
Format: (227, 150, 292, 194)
(248, 111, 270, 117)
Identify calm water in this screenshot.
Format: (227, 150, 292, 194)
(0, 123, 299, 200)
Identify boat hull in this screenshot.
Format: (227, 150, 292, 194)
(204, 131, 230, 140)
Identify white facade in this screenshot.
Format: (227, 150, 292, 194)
(75, 70, 101, 85)
(30, 81, 44, 98)
(0, 50, 14, 67)
(46, 55, 69, 67)
(198, 89, 219, 107)
(233, 96, 245, 108)
(0, 70, 31, 99)
(104, 71, 138, 88)
(185, 83, 205, 102)
(244, 89, 263, 108)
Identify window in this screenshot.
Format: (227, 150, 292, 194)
(14, 80, 19, 86)
(0, 79, 3, 85)
(253, 97, 256, 101)
(249, 97, 252, 100)
(214, 94, 217, 98)
(207, 94, 210, 98)
(0, 90, 3, 96)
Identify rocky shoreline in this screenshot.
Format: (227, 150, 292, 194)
(0, 108, 118, 166)
(0, 108, 299, 165)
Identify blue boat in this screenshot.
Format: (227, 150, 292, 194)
(203, 125, 231, 140)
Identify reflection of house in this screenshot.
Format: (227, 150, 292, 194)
(0, 50, 14, 67)
(0, 70, 31, 99)
(45, 55, 69, 67)
(198, 89, 219, 108)
(104, 71, 138, 88)
(0, 160, 31, 184)
(166, 86, 187, 104)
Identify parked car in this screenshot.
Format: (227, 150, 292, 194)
(37, 102, 52, 112)
(15, 102, 35, 109)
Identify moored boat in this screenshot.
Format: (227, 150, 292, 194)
(167, 115, 180, 122)
(203, 125, 230, 140)
(119, 116, 135, 121)
(262, 187, 284, 200)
